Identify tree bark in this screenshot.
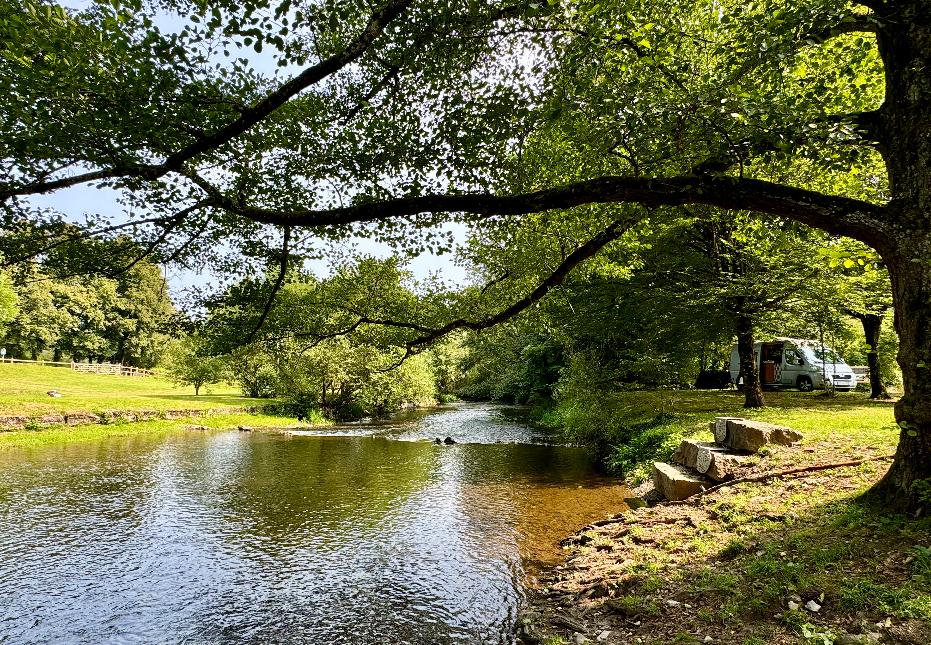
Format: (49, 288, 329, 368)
(872, 248, 931, 511)
(854, 312, 891, 399)
(735, 313, 764, 408)
(869, 0, 931, 512)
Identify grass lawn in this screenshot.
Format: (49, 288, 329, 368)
(0, 362, 261, 416)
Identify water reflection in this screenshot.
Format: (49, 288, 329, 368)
(0, 404, 626, 644)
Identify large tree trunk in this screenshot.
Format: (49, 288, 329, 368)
(873, 250, 931, 511)
(735, 314, 764, 409)
(856, 313, 891, 400)
(870, 0, 931, 512)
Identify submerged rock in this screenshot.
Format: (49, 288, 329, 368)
(443, 436, 456, 445)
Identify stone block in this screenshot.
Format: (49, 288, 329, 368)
(671, 439, 749, 482)
(723, 419, 803, 452)
(64, 413, 100, 426)
(37, 414, 65, 427)
(652, 462, 710, 501)
(0, 415, 28, 430)
(712, 416, 744, 443)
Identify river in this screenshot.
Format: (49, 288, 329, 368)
(0, 402, 628, 644)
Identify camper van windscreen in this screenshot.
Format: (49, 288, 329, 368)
(804, 347, 846, 364)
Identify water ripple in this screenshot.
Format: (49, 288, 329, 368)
(0, 404, 628, 644)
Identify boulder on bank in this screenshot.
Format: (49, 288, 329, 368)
(0, 415, 28, 430)
(713, 418, 803, 452)
(652, 462, 710, 501)
(671, 439, 750, 482)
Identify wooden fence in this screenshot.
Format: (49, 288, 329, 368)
(0, 357, 157, 377)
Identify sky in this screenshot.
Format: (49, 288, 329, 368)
(30, 186, 470, 298)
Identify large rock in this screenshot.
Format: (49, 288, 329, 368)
(100, 410, 137, 424)
(652, 462, 710, 501)
(722, 419, 803, 452)
(37, 414, 65, 427)
(671, 439, 750, 482)
(711, 416, 744, 443)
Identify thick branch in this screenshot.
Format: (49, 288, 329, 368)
(244, 227, 291, 344)
(809, 18, 879, 43)
(199, 174, 887, 249)
(403, 218, 634, 349)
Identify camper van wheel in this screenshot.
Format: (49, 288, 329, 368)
(797, 376, 814, 392)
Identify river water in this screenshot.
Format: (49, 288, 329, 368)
(0, 403, 628, 644)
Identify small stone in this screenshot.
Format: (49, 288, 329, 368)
(804, 600, 821, 612)
(835, 633, 882, 645)
(666, 599, 680, 607)
(573, 632, 587, 644)
(596, 631, 611, 642)
(787, 601, 800, 611)
(704, 637, 713, 643)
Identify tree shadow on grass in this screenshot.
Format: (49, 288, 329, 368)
(543, 465, 930, 645)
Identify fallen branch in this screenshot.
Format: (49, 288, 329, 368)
(668, 455, 894, 505)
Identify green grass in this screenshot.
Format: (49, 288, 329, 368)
(542, 389, 898, 481)
(0, 363, 262, 416)
(0, 411, 327, 449)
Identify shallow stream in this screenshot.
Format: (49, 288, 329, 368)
(0, 402, 628, 644)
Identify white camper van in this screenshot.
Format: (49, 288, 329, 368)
(728, 338, 857, 392)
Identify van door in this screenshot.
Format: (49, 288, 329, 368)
(760, 342, 783, 386)
(781, 345, 804, 386)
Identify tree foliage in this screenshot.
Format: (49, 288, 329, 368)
(3, 0, 931, 508)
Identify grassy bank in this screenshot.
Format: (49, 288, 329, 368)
(521, 390, 930, 645)
(0, 411, 329, 449)
(0, 363, 326, 447)
(540, 390, 898, 482)
(0, 362, 257, 415)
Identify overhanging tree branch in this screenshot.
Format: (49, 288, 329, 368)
(194, 174, 887, 249)
(404, 217, 634, 347)
(244, 226, 291, 344)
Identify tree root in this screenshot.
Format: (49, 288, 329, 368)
(667, 455, 894, 505)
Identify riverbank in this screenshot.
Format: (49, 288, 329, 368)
(519, 391, 931, 645)
(0, 411, 328, 449)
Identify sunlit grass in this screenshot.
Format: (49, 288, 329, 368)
(0, 363, 261, 415)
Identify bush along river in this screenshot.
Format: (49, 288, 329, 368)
(0, 402, 629, 644)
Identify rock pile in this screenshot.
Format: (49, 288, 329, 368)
(651, 417, 803, 501)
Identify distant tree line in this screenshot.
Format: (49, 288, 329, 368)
(0, 246, 174, 368)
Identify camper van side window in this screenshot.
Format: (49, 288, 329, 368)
(786, 349, 802, 365)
